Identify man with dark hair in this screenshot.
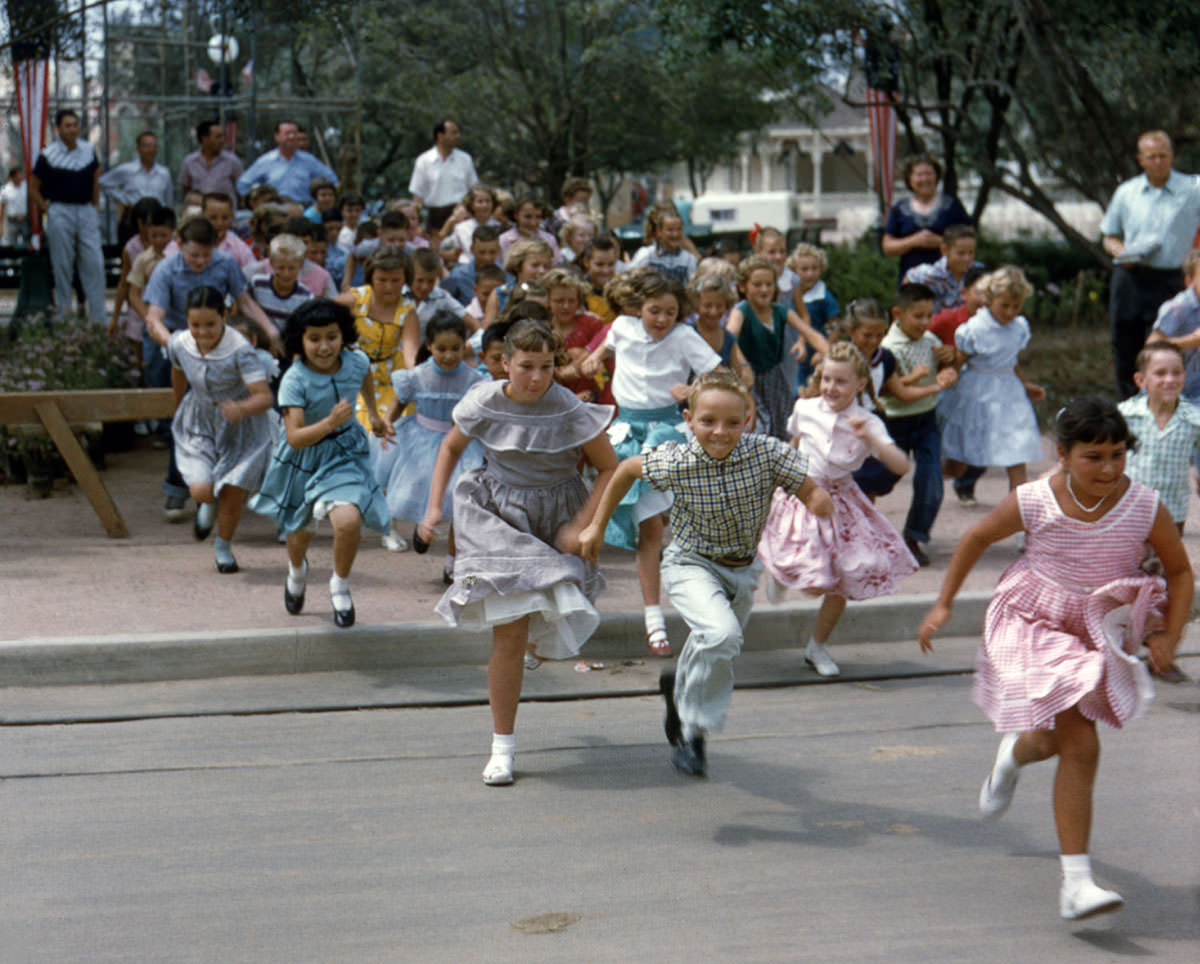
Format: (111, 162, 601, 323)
(99, 130, 172, 215)
(29, 108, 107, 322)
(408, 118, 477, 231)
(237, 120, 338, 205)
(179, 119, 244, 204)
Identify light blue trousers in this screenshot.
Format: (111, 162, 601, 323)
(663, 544, 761, 736)
(45, 202, 107, 323)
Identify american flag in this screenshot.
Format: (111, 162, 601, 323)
(14, 57, 48, 242)
(864, 30, 900, 212)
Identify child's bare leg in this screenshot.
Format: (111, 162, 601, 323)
(286, 529, 314, 567)
(216, 485, 244, 541)
(1051, 706, 1099, 855)
(1006, 464, 1027, 491)
(328, 504, 362, 579)
(942, 458, 966, 478)
(489, 616, 530, 735)
(812, 594, 848, 644)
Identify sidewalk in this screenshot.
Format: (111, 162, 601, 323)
(4, 434, 1199, 685)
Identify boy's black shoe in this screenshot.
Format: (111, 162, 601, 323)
(904, 537, 930, 567)
(659, 670, 681, 746)
(671, 735, 706, 777)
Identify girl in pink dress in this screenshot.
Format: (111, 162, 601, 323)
(919, 396, 1192, 921)
(759, 343, 917, 677)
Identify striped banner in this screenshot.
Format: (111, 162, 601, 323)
(14, 58, 49, 243)
(865, 86, 897, 212)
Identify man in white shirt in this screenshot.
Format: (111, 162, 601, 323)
(99, 131, 174, 216)
(408, 119, 478, 232)
(0, 166, 29, 246)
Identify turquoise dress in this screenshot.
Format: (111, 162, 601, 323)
(249, 348, 390, 533)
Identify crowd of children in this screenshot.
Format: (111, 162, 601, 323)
(110, 172, 1195, 921)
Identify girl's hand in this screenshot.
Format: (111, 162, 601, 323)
(1143, 631, 1177, 676)
(933, 343, 956, 365)
(370, 413, 394, 442)
(580, 354, 601, 377)
(218, 400, 244, 424)
(847, 415, 871, 440)
(554, 520, 583, 556)
(803, 484, 834, 518)
(907, 363, 931, 381)
(577, 523, 604, 563)
(669, 382, 690, 404)
(328, 398, 354, 429)
(935, 368, 958, 390)
(918, 602, 950, 653)
(1025, 382, 1046, 403)
(416, 511, 440, 547)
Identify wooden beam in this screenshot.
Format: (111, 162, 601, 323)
(0, 389, 174, 426)
(33, 401, 130, 538)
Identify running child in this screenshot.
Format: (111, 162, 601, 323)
(249, 299, 393, 628)
(844, 299, 902, 500)
(788, 242, 841, 388)
(630, 208, 697, 282)
(919, 396, 1192, 920)
(581, 271, 723, 657)
(384, 312, 485, 584)
(687, 273, 754, 383)
(758, 342, 915, 675)
(417, 320, 618, 786)
(725, 254, 828, 440)
(580, 368, 833, 777)
(938, 266, 1046, 497)
(169, 286, 278, 573)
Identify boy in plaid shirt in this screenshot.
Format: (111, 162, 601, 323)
(580, 369, 833, 776)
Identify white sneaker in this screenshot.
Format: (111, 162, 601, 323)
(1060, 878, 1124, 920)
(381, 531, 409, 552)
(804, 640, 840, 677)
(979, 733, 1020, 820)
(482, 753, 514, 786)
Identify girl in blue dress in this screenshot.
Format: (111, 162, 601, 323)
(382, 312, 486, 583)
(938, 266, 1047, 497)
(250, 299, 393, 628)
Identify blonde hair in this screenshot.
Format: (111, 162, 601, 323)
(805, 341, 878, 408)
(737, 254, 778, 289)
(753, 225, 785, 250)
(688, 272, 736, 310)
(687, 366, 753, 414)
(559, 213, 597, 248)
(603, 272, 642, 314)
(503, 238, 554, 276)
(977, 265, 1033, 303)
(268, 233, 307, 262)
(539, 266, 590, 306)
(788, 242, 827, 274)
(694, 256, 737, 283)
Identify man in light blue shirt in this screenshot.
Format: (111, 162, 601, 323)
(1100, 130, 1200, 397)
(98, 131, 173, 213)
(237, 120, 338, 205)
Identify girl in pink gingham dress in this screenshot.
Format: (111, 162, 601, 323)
(919, 397, 1192, 922)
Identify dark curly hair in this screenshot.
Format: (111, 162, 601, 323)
(284, 298, 358, 364)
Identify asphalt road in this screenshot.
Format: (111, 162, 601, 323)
(4, 671, 1198, 963)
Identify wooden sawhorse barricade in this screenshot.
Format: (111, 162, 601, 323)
(0, 389, 175, 538)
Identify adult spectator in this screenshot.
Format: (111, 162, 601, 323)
(881, 153, 972, 286)
(1100, 129, 1200, 398)
(179, 120, 244, 205)
(28, 108, 107, 323)
(408, 119, 477, 232)
(237, 120, 338, 205)
(0, 166, 30, 246)
(99, 130, 173, 216)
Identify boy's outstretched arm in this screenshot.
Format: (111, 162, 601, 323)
(579, 456, 643, 562)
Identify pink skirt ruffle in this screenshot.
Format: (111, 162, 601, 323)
(973, 565, 1164, 731)
(757, 478, 918, 600)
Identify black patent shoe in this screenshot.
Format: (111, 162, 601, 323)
(660, 671, 682, 747)
(216, 558, 239, 574)
(671, 735, 706, 777)
(411, 525, 431, 554)
(333, 602, 355, 628)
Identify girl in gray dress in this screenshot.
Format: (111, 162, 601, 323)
(168, 286, 278, 573)
(417, 320, 619, 786)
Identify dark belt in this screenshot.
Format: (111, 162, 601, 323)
(709, 553, 756, 568)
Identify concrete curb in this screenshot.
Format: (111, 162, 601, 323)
(1, 591, 992, 687)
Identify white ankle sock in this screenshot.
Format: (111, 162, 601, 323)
(214, 537, 235, 567)
(644, 605, 665, 636)
(329, 573, 352, 611)
(491, 733, 515, 756)
(287, 560, 307, 594)
(1060, 853, 1092, 883)
(483, 733, 516, 784)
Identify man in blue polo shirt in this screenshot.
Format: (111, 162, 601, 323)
(1101, 130, 1200, 397)
(144, 215, 279, 520)
(236, 120, 338, 205)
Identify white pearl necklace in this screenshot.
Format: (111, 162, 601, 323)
(1065, 474, 1107, 513)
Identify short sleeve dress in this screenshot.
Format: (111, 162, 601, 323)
(435, 381, 614, 659)
(974, 477, 1165, 731)
(734, 299, 793, 441)
(167, 327, 278, 496)
(249, 348, 390, 534)
(350, 285, 415, 428)
(379, 360, 486, 521)
(758, 397, 917, 597)
(937, 308, 1044, 467)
